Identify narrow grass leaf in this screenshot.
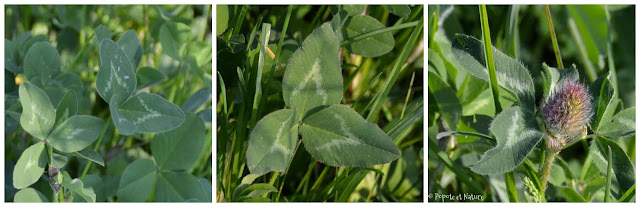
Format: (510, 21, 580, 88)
(428, 72, 461, 130)
(151, 113, 205, 170)
(117, 92, 185, 134)
(246, 109, 298, 176)
(97, 39, 137, 106)
(342, 15, 395, 57)
(283, 23, 342, 120)
(47, 115, 105, 153)
(117, 158, 156, 202)
(300, 105, 400, 167)
(236, 183, 277, 201)
(23, 41, 60, 86)
(13, 142, 47, 189)
(470, 106, 543, 175)
(182, 88, 212, 113)
(19, 82, 56, 140)
(589, 136, 635, 194)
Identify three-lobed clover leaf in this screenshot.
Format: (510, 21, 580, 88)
(97, 36, 185, 135)
(247, 21, 401, 176)
(117, 113, 210, 202)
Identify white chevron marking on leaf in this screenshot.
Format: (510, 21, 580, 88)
(291, 58, 328, 104)
(134, 96, 161, 124)
(316, 113, 362, 150)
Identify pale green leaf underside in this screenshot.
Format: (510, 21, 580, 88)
(151, 113, 205, 170)
(589, 136, 635, 194)
(51, 153, 68, 168)
(117, 158, 156, 202)
(62, 172, 96, 202)
(116, 30, 143, 69)
(14, 188, 48, 202)
(470, 106, 543, 175)
(97, 39, 137, 106)
(73, 150, 105, 167)
(13, 142, 47, 189)
(283, 23, 343, 120)
(452, 34, 536, 112)
(598, 107, 635, 138)
(300, 105, 400, 167)
(154, 171, 209, 202)
(23, 41, 60, 86)
(247, 109, 298, 176)
(236, 183, 278, 201)
(47, 115, 105, 153)
(19, 82, 56, 140)
(94, 25, 112, 48)
(342, 15, 395, 57)
(159, 22, 191, 60)
(117, 92, 185, 134)
(136, 66, 166, 89)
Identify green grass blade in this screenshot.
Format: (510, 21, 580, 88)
(366, 18, 423, 121)
(341, 21, 419, 47)
(249, 23, 271, 127)
(479, 5, 501, 113)
(568, 18, 597, 81)
(506, 5, 520, 59)
(604, 146, 613, 202)
(545, 5, 564, 69)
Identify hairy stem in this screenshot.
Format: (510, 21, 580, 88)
(539, 145, 559, 196)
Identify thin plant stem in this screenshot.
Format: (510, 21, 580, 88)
(545, 5, 564, 69)
(539, 145, 559, 196)
(604, 146, 613, 202)
(341, 21, 419, 47)
(70, 116, 111, 201)
(479, 5, 502, 113)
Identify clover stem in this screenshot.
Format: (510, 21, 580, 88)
(70, 116, 111, 201)
(539, 144, 559, 196)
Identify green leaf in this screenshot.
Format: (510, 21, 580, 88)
(247, 109, 298, 176)
(342, 5, 366, 16)
(23, 41, 60, 86)
(117, 92, 186, 134)
(19, 82, 56, 140)
(198, 178, 212, 202)
(567, 5, 608, 69)
(236, 183, 277, 201)
(598, 107, 635, 138)
(232, 174, 262, 201)
(282, 23, 342, 120)
(97, 39, 137, 106)
(385, 5, 411, 19)
(51, 153, 68, 169)
(53, 90, 78, 129)
(136, 66, 166, 89)
(541, 63, 579, 102)
(300, 105, 400, 167)
(117, 158, 156, 202)
(93, 25, 112, 48)
(428, 71, 461, 130)
(557, 185, 587, 202)
(47, 115, 105, 153)
(589, 136, 635, 194)
(73, 175, 102, 202)
(181, 88, 212, 113)
(151, 113, 205, 170)
(14, 188, 48, 202)
(186, 41, 212, 67)
(62, 172, 96, 202)
(154, 171, 209, 202)
(116, 30, 143, 69)
(590, 74, 617, 131)
(197, 108, 212, 123)
(109, 95, 136, 135)
(452, 34, 536, 113)
(73, 150, 105, 167)
(342, 15, 395, 57)
(5, 39, 22, 74)
(13, 142, 47, 189)
(470, 106, 543, 175)
(159, 22, 191, 60)
(216, 5, 229, 36)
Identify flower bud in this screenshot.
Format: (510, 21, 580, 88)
(541, 79, 593, 152)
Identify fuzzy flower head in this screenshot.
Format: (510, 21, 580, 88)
(542, 79, 593, 152)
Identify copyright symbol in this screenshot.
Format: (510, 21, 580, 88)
(428, 194, 433, 199)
